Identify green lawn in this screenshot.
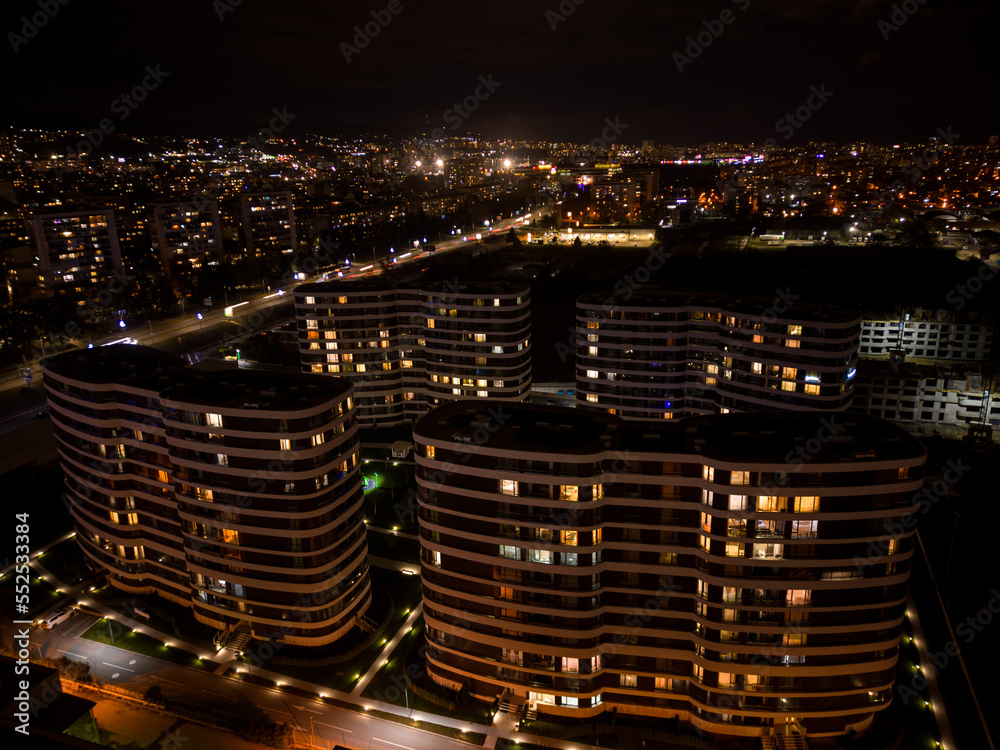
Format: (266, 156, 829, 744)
(86, 586, 219, 653)
(362, 620, 492, 727)
(361, 461, 419, 534)
(263, 567, 423, 693)
(81, 617, 216, 671)
(36, 535, 93, 586)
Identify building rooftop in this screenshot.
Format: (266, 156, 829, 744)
(577, 290, 861, 325)
(415, 400, 925, 464)
(296, 278, 530, 298)
(163, 369, 351, 412)
(42, 345, 184, 388)
(43, 345, 351, 411)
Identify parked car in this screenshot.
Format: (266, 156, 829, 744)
(37, 609, 72, 629)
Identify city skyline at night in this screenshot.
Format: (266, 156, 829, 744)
(3, 1, 999, 749)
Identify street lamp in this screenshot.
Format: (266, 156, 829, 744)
(196, 313, 204, 329)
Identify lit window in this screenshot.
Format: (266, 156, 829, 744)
(731, 471, 750, 485)
(787, 589, 811, 606)
(654, 677, 668, 692)
(279, 439, 291, 451)
(312, 433, 326, 447)
(752, 362, 763, 374)
(725, 542, 744, 558)
(620, 673, 637, 688)
(804, 383, 821, 395)
(560, 486, 579, 501)
(499, 545, 520, 560)
(788, 325, 802, 336)
(791, 520, 818, 538)
(702, 466, 715, 482)
(793, 496, 819, 513)
(586, 370, 599, 379)
(431, 550, 441, 566)
(220, 528, 239, 545)
(728, 495, 747, 511)
(562, 657, 579, 673)
(206, 413, 223, 427)
(529, 549, 552, 564)
(425, 445, 436, 460)
(587, 393, 598, 403)
(500, 479, 518, 496)
(561, 530, 578, 546)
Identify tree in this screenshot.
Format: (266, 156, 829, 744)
(506, 227, 521, 247)
(573, 236, 583, 249)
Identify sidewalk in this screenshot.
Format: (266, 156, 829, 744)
(27, 542, 615, 750)
(30, 555, 220, 666)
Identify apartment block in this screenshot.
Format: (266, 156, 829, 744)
(29, 210, 124, 303)
(42, 345, 370, 647)
(859, 313, 993, 361)
(150, 200, 224, 279)
(415, 401, 925, 740)
(295, 280, 531, 427)
(240, 191, 297, 258)
(575, 293, 861, 419)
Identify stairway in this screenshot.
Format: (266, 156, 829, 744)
(498, 690, 524, 715)
(214, 621, 252, 652)
(357, 613, 379, 633)
(773, 730, 808, 750)
(524, 702, 538, 721)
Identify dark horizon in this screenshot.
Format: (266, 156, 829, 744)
(3, 0, 998, 145)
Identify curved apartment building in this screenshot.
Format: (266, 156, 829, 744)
(295, 280, 531, 427)
(42, 345, 370, 647)
(414, 401, 925, 740)
(575, 292, 862, 419)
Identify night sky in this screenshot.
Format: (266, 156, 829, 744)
(3, 0, 998, 144)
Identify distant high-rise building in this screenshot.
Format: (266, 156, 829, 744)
(295, 280, 532, 427)
(240, 191, 297, 258)
(150, 200, 224, 280)
(43, 345, 371, 647)
(29, 210, 124, 304)
(575, 292, 861, 419)
(415, 401, 926, 740)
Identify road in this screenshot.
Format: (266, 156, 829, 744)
(1, 606, 483, 750)
(0, 210, 539, 396)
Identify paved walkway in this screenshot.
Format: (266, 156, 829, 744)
(352, 603, 422, 697)
(906, 591, 956, 750)
(30, 555, 221, 666)
(21, 540, 628, 750)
